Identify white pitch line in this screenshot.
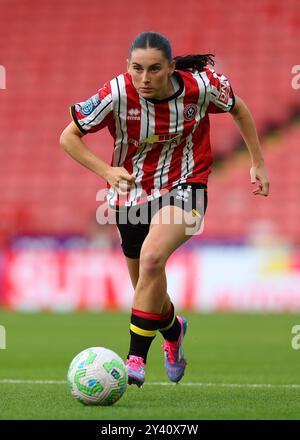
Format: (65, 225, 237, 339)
(148, 382, 300, 389)
(0, 379, 300, 389)
(0, 379, 66, 384)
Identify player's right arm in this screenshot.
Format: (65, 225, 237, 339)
(60, 122, 135, 194)
(60, 121, 111, 180)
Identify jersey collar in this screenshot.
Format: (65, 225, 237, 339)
(144, 71, 184, 104)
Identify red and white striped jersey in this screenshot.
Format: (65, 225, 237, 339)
(71, 68, 235, 206)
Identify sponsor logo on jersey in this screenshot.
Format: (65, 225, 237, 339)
(217, 82, 231, 106)
(81, 94, 101, 115)
(183, 104, 198, 121)
(142, 133, 181, 144)
(92, 93, 101, 106)
(127, 108, 140, 120)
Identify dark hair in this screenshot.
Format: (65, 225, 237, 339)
(174, 54, 215, 72)
(129, 31, 173, 61)
(129, 32, 215, 72)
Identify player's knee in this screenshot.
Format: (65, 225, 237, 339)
(139, 250, 165, 277)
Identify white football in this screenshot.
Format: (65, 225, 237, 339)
(67, 347, 127, 405)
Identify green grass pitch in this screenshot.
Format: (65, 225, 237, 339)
(0, 311, 299, 420)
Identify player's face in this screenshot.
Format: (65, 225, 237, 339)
(127, 48, 176, 100)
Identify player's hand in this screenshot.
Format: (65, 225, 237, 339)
(105, 166, 136, 195)
(250, 163, 270, 196)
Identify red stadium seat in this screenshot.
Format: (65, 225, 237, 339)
(0, 0, 299, 239)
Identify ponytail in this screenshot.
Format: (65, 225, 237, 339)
(174, 54, 215, 72)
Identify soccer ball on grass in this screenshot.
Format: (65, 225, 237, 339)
(67, 347, 127, 406)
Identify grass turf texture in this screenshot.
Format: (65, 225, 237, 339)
(0, 311, 299, 420)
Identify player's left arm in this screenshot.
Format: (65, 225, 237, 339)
(230, 95, 270, 197)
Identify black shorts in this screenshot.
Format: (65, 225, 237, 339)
(114, 183, 208, 259)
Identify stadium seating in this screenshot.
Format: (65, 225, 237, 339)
(0, 0, 299, 240)
(204, 123, 300, 243)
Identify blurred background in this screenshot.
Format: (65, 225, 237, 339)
(0, 0, 299, 312)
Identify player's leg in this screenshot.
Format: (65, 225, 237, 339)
(157, 183, 207, 347)
(133, 205, 201, 311)
(116, 216, 156, 386)
(117, 217, 173, 386)
(127, 205, 202, 384)
(125, 257, 140, 288)
(125, 256, 172, 314)
(124, 254, 174, 386)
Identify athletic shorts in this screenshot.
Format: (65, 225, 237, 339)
(114, 183, 208, 259)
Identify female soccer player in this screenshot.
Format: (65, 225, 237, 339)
(60, 32, 269, 387)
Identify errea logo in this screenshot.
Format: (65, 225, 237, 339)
(127, 108, 140, 120)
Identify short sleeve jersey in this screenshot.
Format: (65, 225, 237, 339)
(71, 68, 235, 206)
